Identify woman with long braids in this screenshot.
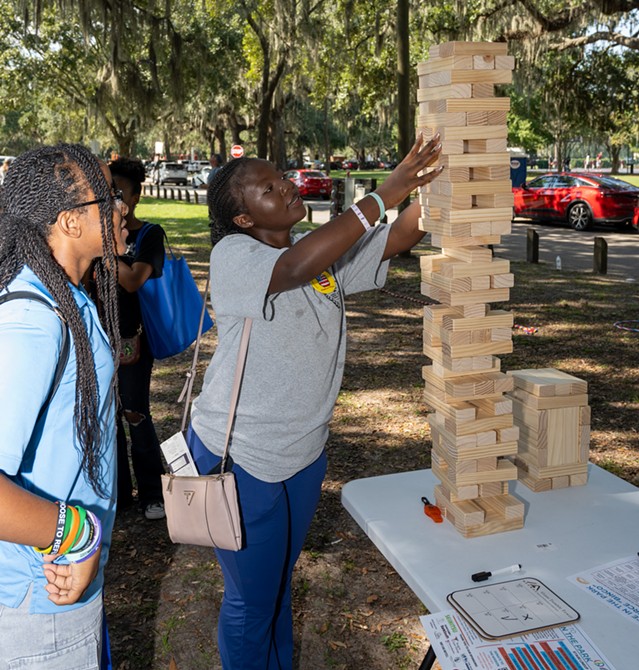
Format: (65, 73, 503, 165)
(0, 144, 128, 665)
(189, 133, 443, 669)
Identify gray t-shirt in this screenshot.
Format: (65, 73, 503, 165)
(190, 224, 391, 482)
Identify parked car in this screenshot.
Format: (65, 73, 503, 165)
(283, 169, 333, 199)
(342, 159, 359, 170)
(154, 161, 188, 186)
(512, 173, 639, 231)
(191, 166, 212, 187)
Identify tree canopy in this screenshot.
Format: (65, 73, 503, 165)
(1, 0, 638, 169)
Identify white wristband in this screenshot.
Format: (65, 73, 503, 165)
(350, 203, 371, 231)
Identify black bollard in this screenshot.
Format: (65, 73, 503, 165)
(594, 237, 608, 274)
(526, 228, 539, 264)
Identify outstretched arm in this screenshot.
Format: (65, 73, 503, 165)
(268, 134, 442, 294)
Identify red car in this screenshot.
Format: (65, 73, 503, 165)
(512, 172, 639, 231)
(283, 169, 333, 200)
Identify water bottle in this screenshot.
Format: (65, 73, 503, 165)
(555, 255, 562, 270)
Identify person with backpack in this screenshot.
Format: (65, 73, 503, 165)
(0, 143, 128, 665)
(109, 157, 167, 520)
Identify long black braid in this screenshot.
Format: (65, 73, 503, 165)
(0, 144, 121, 498)
(207, 157, 255, 246)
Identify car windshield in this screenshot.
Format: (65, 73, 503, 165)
(304, 171, 327, 178)
(164, 163, 181, 170)
(582, 175, 637, 191)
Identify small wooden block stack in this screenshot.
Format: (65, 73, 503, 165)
(418, 41, 524, 538)
(507, 368, 590, 492)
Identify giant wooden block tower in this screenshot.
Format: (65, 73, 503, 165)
(418, 41, 525, 537)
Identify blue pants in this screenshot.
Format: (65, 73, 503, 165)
(187, 428, 327, 670)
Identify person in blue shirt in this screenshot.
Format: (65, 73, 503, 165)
(0, 144, 129, 666)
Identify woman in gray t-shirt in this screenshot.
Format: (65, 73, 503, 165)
(190, 133, 443, 670)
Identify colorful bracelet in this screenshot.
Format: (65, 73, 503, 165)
(66, 510, 102, 564)
(368, 192, 385, 221)
(57, 504, 81, 556)
(50, 501, 68, 555)
(350, 203, 371, 231)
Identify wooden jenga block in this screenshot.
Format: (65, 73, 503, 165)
(471, 165, 510, 180)
(443, 246, 493, 263)
(467, 110, 508, 125)
(474, 54, 495, 69)
(436, 178, 512, 197)
(429, 233, 503, 249)
(425, 98, 511, 114)
(422, 125, 507, 142)
(440, 260, 510, 280)
(421, 68, 512, 87)
(510, 387, 589, 410)
(432, 356, 501, 379)
(507, 368, 588, 396)
(471, 395, 513, 416)
(439, 152, 510, 169)
(478, 481, 509, 497)
(474, 193, 515, 208)
(437, 41, 509, 57)
(416, 111, 467, 127)
(424, 193, 473, 211)
(417, 84, 472, 102)
(466, 138, 508, 153)
(570, 472, 588, 487)
(472, 83, 497, 97)
(417, 57, 473, 76)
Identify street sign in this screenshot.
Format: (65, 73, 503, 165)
(230, 144, 244, 159)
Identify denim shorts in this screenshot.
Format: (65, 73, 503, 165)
(0, 589, 102, 669)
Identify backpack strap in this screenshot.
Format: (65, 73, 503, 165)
(0, 290, 70, 422)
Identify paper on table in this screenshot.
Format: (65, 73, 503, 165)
(568, 554, 639, 626)
(421, 609, 617, 670)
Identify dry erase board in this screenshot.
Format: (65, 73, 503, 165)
(447, 577, 580, 640)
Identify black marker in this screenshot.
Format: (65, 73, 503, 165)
(472, 563, 522, 582)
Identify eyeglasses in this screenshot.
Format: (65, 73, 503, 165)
(65, 188, 125, 211)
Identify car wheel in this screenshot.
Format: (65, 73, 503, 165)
(568, 203, 592, 231)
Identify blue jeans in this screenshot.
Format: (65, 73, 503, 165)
(0, 589, 103, 668)
(187, 428, 327, 670)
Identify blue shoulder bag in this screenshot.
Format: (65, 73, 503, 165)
(135, 223, 213, 359)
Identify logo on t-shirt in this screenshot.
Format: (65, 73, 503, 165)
(310, 271, 336, 294)
(310, 271, 341, 308)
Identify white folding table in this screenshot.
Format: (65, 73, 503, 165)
(342, 464, 639, 669)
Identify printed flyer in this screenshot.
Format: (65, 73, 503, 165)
(420, 609, 616, 670)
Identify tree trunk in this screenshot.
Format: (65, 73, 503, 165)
(397, 0, 411, 258)
(215, 125, 227, 163)
(397, 0, 411, 214)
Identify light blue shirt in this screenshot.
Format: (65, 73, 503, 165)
(0, 267, 117, 614)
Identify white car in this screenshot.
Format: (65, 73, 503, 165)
(154, 162, 188, 185)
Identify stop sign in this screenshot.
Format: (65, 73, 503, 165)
(230, 144, 244, 159)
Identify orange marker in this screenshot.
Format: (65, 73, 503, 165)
(421, 496, 443, 523)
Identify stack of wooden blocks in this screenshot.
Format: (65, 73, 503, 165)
(418, 41, 525, 537)
(508, 368, 590, 491)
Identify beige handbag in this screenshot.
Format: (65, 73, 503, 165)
(161, 278, 250, 551)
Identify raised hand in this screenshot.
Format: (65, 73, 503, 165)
(376, 134, 443, 210)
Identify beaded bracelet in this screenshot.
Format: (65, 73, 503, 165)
(368, 192, 385, 221)
(350, 203, 371, 231)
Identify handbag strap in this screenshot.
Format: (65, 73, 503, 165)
(176, 274, 253, 474)
(178, 272, 212, 428)
(219, 317, 252, 473)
